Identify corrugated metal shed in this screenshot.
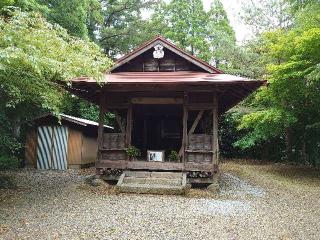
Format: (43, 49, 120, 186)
(25, 113, 113, 169)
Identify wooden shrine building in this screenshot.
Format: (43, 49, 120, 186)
(67, 36, 266, 182)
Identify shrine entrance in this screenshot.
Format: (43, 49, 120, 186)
(131, 104, 183, 160)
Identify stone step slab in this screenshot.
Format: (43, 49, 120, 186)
(116, 171, 189, 195)
(123, 176, 182, 186)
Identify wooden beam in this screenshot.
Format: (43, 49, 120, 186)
(104, 84, 224, 92)
(212, 93, 219, 170)
(131, 97, 183, 105)
(188, 110, 204, 135)
(187, 103, 213, 110)
(106, 103, 129, 109)
(96, 160, 214, 172)
(114, 111, 125, 133)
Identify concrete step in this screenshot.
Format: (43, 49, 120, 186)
(118, 183, 186, 195)
(116, 171, 189, 195)
(124, 171, 183, 179)
(123, 176, 181, 186)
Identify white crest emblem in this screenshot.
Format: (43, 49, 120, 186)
(153, 44, 164, 59)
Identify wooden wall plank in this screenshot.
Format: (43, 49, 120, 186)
(67, 128, 82, 165)
(81, 135, 98, 165)
(25, 129, 37, 167)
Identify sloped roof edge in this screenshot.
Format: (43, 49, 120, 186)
(111, 35, 223, 74)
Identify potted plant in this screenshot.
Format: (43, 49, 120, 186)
(126, 146, 141, 161)
(168, 150, 178, 162)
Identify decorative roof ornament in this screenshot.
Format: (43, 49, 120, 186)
(153, 44, 164, 59)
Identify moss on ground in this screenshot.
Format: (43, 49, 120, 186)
(221, 159, 320, 191)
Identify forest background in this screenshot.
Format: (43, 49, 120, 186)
(0, 0, 319, 168)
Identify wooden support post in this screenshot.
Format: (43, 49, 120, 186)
(97, 92, 106, 163)
(181, 92, 188, 165)
(126, 102, 133, 152)
(212, 93, 219, 172)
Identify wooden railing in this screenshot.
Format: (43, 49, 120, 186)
(100, 133, 127, 161)
(185, 134, 213, 163)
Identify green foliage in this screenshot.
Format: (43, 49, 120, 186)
(0, 0, 102, 39)
(99, 0, 159, 58)
(61, 95, 115, 125)
(150, 0, 236, 65)
(219, 111, 282, 160)
(153, 0, 210, 60)
(235, 108, 296, 148)
(126, 146, 141, 158)
(0, 9, 111, 115)
(241, 0, 292, 35)
(168, 150, 178, 162)
(206, 0, 236, 69)
(77, 100, 115, 126)
(224, 39, 266, 78)
(0, 0, 49, 13)
(236, 3, 320, 166)
(39, 0, 103, 39)
(0, 0, 15, 9)
(0, 155, 20, 170)
(0, 9, 112, 160)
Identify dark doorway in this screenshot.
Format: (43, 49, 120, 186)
(132, 104, 182, 159)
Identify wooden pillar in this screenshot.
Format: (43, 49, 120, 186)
(97, 91, 106, 163)
(126, 101, 133, 149)
(212, 93, 219, 172)
(182, 92, 188, 165)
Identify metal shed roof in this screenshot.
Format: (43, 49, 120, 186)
(33, 113, 113, 129)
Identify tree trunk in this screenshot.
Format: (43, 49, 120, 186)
(12, 116, 21, 139)
(261, 142, 269, 161)
(285, 128, 293, 161)
(301, 130, 307, 164)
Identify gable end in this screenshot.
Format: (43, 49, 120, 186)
(111, 37, 223, 74)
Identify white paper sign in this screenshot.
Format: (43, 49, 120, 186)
(148, 151, 164, 162)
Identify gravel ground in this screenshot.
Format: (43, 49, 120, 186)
(0, 162, 319, 240)
(220, 173, 266, 198)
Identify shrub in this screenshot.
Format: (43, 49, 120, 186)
(0, 175, 16, 189)
(0, 155, 20, 170)
(126, 146, 141, 159)
(168, 150, 179, 162)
